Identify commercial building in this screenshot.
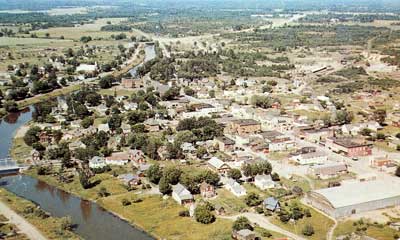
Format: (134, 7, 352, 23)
(308, 180, 400, 218)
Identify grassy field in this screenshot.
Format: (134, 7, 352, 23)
(209, 188, 247, 214)
(270, 200, 335, 240)
(334, 220, 399, 240)
(0, 189, 79, 240)
(26, 167, 233, 240)
(0, 37, 72, 47)
(10, 137, 32, 163)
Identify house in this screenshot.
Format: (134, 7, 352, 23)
(326, 137, 372, 157)
(118, 173, 141, 186)
(181, 142, 196, 153)
(105, 152, 130, 165)
(230, 119, 261, 135)
(225, 178, 246, 197)
(31, 149, 41, 162)
(232, 229, 256, 240)
(172, 183, 194, 205)
(291, 151, 328, 165)
(200, 182, 216, 198)
(214, 204, 226, 215)
(69, 140, 86, 151)
(215, 136, 235, 152)
(308, 162, 348, 179)
(208, 157, 231, 174)
(298, 127, 333, 143)
(263, 197, 280, 212)
(254, 175, 276, 190)
(76, 63, 97, 73)
(260, 131, 295, 152)
(39, 131, 53, 144)
(341, 122, 382, 136)
(89, 156, 107, 169)
(144, 118, 160, 132)
(121, 123, 131, 135)
(98, 123, 110, 133)
(130, 149, 145, 165)
(121, 78, 143, 88)
(137, 163, 151, 177)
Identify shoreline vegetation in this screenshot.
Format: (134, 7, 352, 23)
(0, 188, 80, 240)
(24, 168, 233, 240)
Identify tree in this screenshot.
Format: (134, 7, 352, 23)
(196, 146, 207, 159)
(184, 86, 195, 96)
(373, 109, 386, 125)
(23, 127, 41, 146)
(163, 167, 182, 185)
(232, 216, 253, 231)
(194, 204, 215, 224)
(360, 128, 372, 136)
(336, 110, 353, 124)
(395, 166, 400, 177)
(302, 224, 315, 236)
(158, 176, 172, 195)
(108, 114, 122, 131)
(146, 164, 162, 184)
(228, 169, 242, 181)
(81, 117, 94, 129)
(162, 86, 180, 100)
(245, 192, 262, 207)
(3, 100, 18, 112)
(99, 76, 113, 89)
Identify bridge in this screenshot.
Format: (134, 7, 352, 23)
(0, 158, 25, 175)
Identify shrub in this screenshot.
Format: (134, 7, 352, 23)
(302, 224, 315, 236)
(179, 210, 190, 217)
(232, 216, 253, 231)
(194, 205, 215, 224)
(121, 199, 131, 206)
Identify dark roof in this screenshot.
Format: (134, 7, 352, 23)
(332, 137, 371, 148)
(217, 136, 235, 145)
(260, 130, 283, 140)
(232, 119, 260, 126)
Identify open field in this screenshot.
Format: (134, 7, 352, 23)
(334, 220, 399, 240)
(0, 37, 72, 47)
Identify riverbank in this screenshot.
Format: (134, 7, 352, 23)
(25, 167, 233, 240)
(17, 84, 81, 109)
(0, 188, 80, 240)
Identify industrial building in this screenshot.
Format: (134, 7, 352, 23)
(308, 180, 400, 218)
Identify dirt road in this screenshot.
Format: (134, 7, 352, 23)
(0, 201, 47, 240)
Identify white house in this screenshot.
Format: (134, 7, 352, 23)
(105, 152, 130, 165)
(225, 178, 246, 197)
(341, 121, 382, 136)
(98, 123, 110, 132)
(291, 151, 328, 165)
(89, 156, 107, 169)
(172, 183, 194, 205)
(254, 175, 276, 190)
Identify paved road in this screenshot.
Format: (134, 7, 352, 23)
(0, 201, 47, 240)
(222, 213, 307, 240)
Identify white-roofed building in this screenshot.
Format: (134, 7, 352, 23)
(308, 180, 400, 218)
(254, 175, 276, 190)
(207, 157, 231, 174)
(172, 183, 194, 205)
(225, 178, 246, 197)
(291, 151, 328, 165)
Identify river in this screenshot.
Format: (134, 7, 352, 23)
(128, 43, 156, 77)
(0, 51, 157, 240)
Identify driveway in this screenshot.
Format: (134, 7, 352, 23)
(222, 212, 307, 240)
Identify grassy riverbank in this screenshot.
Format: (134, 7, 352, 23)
(17, 84, 82, 108)
(26, 167, 233, 240)
(0, 188, 80, 240)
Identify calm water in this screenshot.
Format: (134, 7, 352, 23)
(129, 44, 156, 77)
(0, 106, 154, 239)
(2, 175, 153, 240)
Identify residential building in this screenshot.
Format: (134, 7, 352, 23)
(260, 131, 295, 152)
(208, 157, 231, 174)
(118, 173, 141, 186)
(105, 152, 130, 165)
(200, 182, 216, 198)
(291, 151, 328, 165)
(89, 156, 107, 169)
(263, 197, 280, 212)
(225, 178, 246, 197)
(254, 175, 276, 190)
(232, 229, 256, 240)
(215, 136, 236, 152)
(172, 183, 194, 205)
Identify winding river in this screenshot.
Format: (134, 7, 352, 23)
(0, 45, 158, 240)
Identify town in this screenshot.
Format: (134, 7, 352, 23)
(1, 1, 400, 240)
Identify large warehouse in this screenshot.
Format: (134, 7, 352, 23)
(308, 180, 400, 218)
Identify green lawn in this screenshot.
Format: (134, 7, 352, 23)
(270, 200, 334, 240)
(0, 37, 72, 46)
(10, 137, 32, 163)
(209, 189, 247, 214)
(334, 220, 399, 240)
